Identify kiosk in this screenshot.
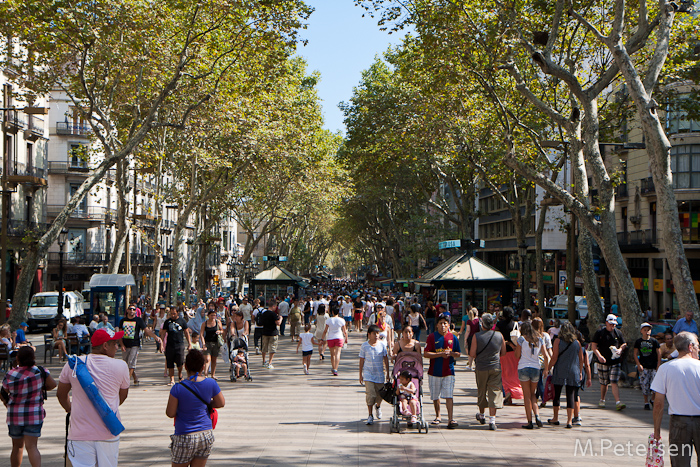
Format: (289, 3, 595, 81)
(88, 274, 136, 327)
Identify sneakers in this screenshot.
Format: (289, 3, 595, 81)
(267, 364, 275, 369)
(598, 400, 606, 408)
(572, 417, 582, 426)
(375, 405, 382, 420)
(489, 421, 497, 430)
(366, 415, 374, 425)
(476, 413, 486, 425)
(644, 403, 651, 410)
(616, 402, 626, 411)
(304, 368, 309, 375)
(255, 347, 260, 355)
(262, 362, 268, 368)
(332, 369, 338, 376)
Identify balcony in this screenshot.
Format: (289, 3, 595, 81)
(55, 122, 91, 137)
(616, 183, 628, 199)
(46, 251, 110, 266)
(5, 163, 47, 187)
(617, 229, 659, 252)
(4, 220, 50, 238)
(46, 205, 108, 222)
(24, 116, 45, 141)
(2, 109, 25, 133)
(47, 160, 90, 174)
(641, 177, 655, 195)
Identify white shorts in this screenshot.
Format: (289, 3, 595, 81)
(428, 375, 455, 400)
(68, 439, 120, 467)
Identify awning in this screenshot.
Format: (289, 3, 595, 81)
(89, 274, 136, 288)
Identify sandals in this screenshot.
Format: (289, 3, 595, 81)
(431, 418, 442, 425)
(447, 420, 459, 429)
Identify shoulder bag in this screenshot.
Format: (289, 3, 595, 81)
(180, 381, 218, 429)
(510, 321, 521, 345)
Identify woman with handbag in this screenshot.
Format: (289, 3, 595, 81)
(200, 310, 224, 380)
(495, 306, 523, 404)
(166, 349, 225, 467)
(547, 322, 585, 428)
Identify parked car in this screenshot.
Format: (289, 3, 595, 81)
(26, 291, 85, 331)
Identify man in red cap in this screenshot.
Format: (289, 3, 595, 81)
(56, 328, 130, 467)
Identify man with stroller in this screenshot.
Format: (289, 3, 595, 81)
(424, 313, 460, 429)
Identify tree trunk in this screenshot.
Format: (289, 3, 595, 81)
(578, 228, 603, 326)
(107, 159, 130, 273)
(150, 158, 164, 306)
(535, 204, 548, 315)
(196, 205, 210, 300)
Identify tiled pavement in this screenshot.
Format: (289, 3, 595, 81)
(0, 331, 689, 466)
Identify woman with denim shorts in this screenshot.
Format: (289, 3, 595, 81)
(2, 346, 57, 467)
(515, 321, 549, 429)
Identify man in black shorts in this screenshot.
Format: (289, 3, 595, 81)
(161, 307, 192, 385)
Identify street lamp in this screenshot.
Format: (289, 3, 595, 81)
(57, 228, 68, 321)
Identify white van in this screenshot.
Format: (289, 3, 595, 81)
(548, 295, 604, 326)
(26, 291, 85, 331)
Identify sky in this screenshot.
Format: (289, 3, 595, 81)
(297, 0, 408, 134)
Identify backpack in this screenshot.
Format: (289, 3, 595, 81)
(255, 308, 266, 327)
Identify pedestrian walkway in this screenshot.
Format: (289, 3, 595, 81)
(0, 335, 686, 466)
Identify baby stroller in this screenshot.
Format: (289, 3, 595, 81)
(229, 330, 252, 382)
(390, 351, 428, 433)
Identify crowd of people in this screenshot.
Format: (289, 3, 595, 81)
(2, 285, 700, 466)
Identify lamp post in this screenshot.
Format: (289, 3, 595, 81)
(57, 228, 68, 321)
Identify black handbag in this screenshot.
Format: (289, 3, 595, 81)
(377, 381, 394, 404)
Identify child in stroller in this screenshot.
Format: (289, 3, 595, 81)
(232, 349, 248, 380)
(390, 351, 428, 433)
(396, 370, 419, 425)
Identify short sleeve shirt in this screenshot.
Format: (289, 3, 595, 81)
(171, 377, 221, 435)
(425, 332, 460, 377)
(593, 328, 625, 365)
(673, 318, 699, 335)
(261, 310, 279, 336)
(163, 317, 189, 349)
(634, 338, 660, 369)
(2, 366, 48, 425)
(119, 316, 147, 348)
(359, 340, 387, 383)
(59, 355, 130, 441)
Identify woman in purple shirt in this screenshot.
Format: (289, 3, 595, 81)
(166, 350, 225, 467)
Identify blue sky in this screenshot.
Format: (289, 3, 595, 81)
(297, 0, 408, 134)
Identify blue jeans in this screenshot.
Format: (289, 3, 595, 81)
(411, 325, 421, 341)
(425, 318, 435, 335)
(280, 316, 287, 336)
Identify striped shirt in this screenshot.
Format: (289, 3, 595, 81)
(2, 366, 48, 426)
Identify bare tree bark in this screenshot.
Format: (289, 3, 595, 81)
(107, 159, 131, 273)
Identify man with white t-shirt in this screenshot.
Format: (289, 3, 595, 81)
(56, 329, 130, 467)
(652, 331, 700, 466)
(277, 296, 290, 337)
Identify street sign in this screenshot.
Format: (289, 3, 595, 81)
(438, 240, 461, 250)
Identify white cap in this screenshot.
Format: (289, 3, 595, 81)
(640, 322, 652, 330)
(606, 314, 619, 324)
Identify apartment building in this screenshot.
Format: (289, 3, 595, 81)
(1, 80, 50, 300)
(610, 82, 700, 317)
